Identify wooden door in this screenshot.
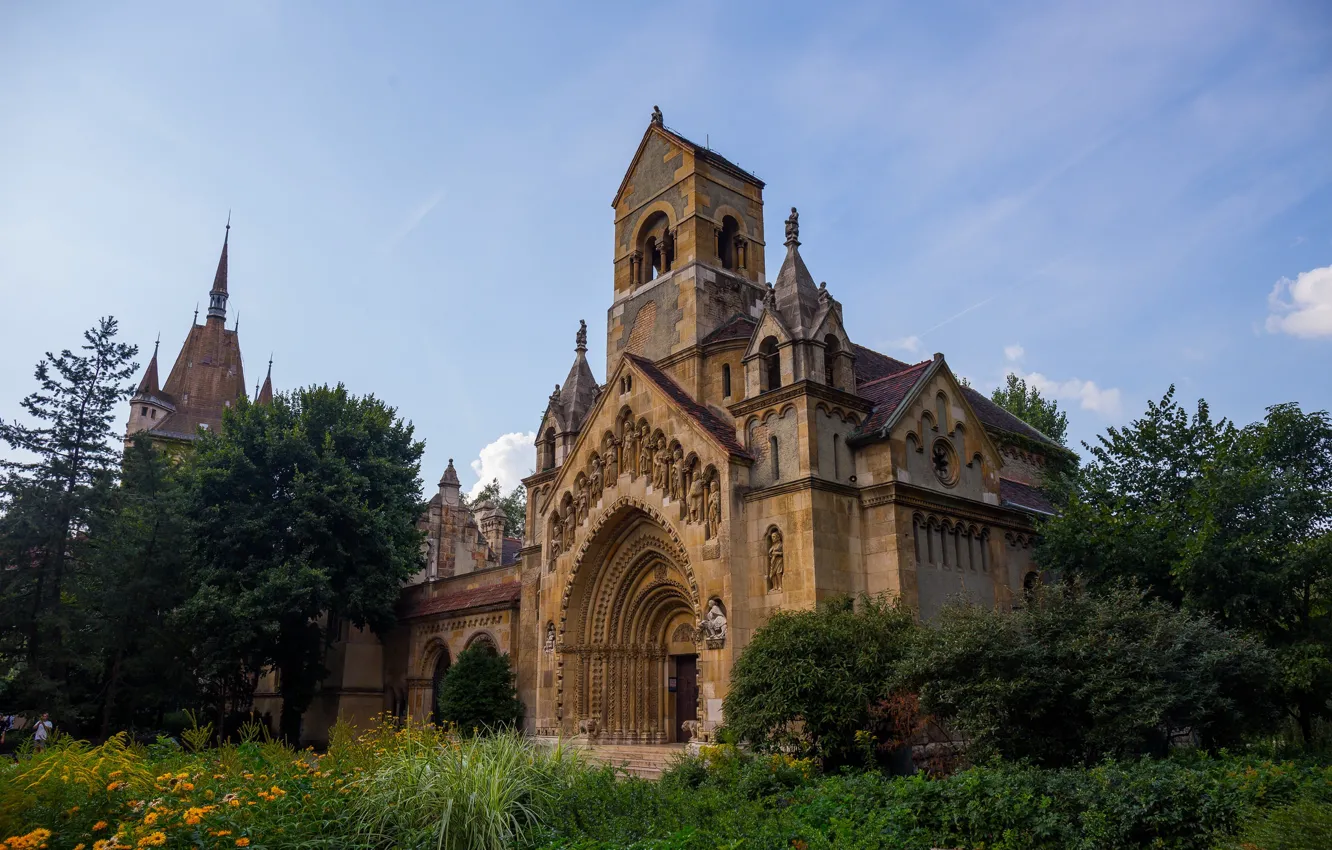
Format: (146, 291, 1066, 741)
(674, 655, 698, 742)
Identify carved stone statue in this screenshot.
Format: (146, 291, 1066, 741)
(605, 437, 619, 481)
(705, 478, 722, 540)
(784, 206, 799, 245)
(544, 622, 556, 654)
(670, 447, 685, 501)
(638, 424, 652, 481)
(623, 423, 637, 477)
(589, 455, 603, 501)
(764, 283, 778, 312)
(700, 598, 727, 646)
(550, 514, 563, 559)
(651, 104, 663, 125)
(575, 319, 588, 349)
(688, 470, 705, 524)
(652, 439, 668, 491)
(818, 281, 830, 306)
(767, 528, 785, 592)
(575, 480, 589, 524)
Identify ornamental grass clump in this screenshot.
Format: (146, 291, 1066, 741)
(347, 730, 582, 850)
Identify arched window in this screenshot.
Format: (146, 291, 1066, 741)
(770, 436, 780, 480)
(936, 393, 948, 434)
(832, 433, 840, 479)
(719, 215, 740, 269)
(760, 337, 780, 391)
(541, 427, 556, 471)
(722, 364, 732, 398)
(646, 237, 661, 280)
(824, 336, 840, 387)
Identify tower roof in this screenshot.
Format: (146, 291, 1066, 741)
(556, 321, 599, 432)
(439, 458, 460, 487)
(133, 336, 162, 398)
(206, 218, 230, 323)
(771, 208, 821, 337)
(256, 356, 273, 405)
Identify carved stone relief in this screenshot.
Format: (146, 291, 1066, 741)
(766, 526, 784, 592)
(700, 598, 727, 649)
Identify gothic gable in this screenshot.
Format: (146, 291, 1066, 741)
(742, 307, 794, 359)
(889, 363, 1004, 501)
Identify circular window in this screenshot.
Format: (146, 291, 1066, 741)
(931, 439, 959, 486)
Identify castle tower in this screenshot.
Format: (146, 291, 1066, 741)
(606, 107, 768, 378)
(126, 221, 248, 450)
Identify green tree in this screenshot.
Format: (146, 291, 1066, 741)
(0, 317, 138, 718)
(991, 373, 1070, 446)
(78, 433, 198, 736)
(182, 384, 425, 742)
(466, 478, 527, 538)
(1176, 403, 1332, 741)
(1037, 386, 1234, 603)
(436, 643, 523, 732)
(723, 595, 917, 767)
(902, 584, 1277, 767)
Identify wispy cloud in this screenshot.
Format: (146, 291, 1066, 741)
(1004, 344, 1025, 362)
(1023, 372, 1123, 418)
(467, 431, 536, 499)
(885, 296, 997, 355)
(1266, 264, 1332, 338)
(386, 189, 445, 250)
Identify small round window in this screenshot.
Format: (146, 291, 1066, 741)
(931, 438, 959, 486)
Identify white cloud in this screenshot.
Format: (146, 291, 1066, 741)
(891, 335, 921, 353)
(1023, 372, 1123, 418)
(467, 431, 537, 499)
(1004, 344, 1025, 362)
(1265, 264, 1332, 338)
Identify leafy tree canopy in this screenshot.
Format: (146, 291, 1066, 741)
(436, 644, 523, 732)
(182, 384, 425, 742)
(991, 373, 1070, 446)
(901, 584, 1277, 767)
(722, 595, 917, 767)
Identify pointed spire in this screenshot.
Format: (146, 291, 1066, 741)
(194, 303, 199, 325)
(558, 319, 599, 432)
(134, 335, 162, 396)
(256, 355, 273, 405)
(771, 206, 821, 336)
(206, 216, 230, 323)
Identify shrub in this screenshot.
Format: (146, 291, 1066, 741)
(1227, 795, 1332, 850)
(437, 644, 524, 732)
(722, 594, 917, 767)
(900, 584, 1278, 767)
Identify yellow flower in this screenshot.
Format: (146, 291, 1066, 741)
(142, 812, 158, 827)
(269, 785, 285, 796)
(176, 781, 195, 792)
(73, 845, 86, 850)
(93, 822, 109, 832)
(211, 830, 232, 837)
(204, 790, 215, 800)
(135, 833, 166, 848)
(235, 840, 251, 848)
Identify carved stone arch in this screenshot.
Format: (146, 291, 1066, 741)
(710, 203, 752, 238)
(628, 200, 677, 250)
(419, 637, 450, 679)
(464, 630, 498, 652)
(906, 432, 921, 454)
(921, 410, 936, 433)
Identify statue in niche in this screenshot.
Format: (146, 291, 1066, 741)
(688, 468, 705, 524)
(575, 480, 589, 524)
(638, 424, 653, 482)
(700, 598, 727, 646)
(550, 514, 563, 559)
(622, 422, 637, 477)
(652, 438, 668, 491)
(605, 437, 619, 482)
(544, 622, 556, 655)
(670, 448, 685, 501)
(589, 455, 603, 502)
(705, 477, 722, 540)
(767, 528, 785, 592)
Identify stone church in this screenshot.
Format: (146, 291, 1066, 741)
(127, 111, 1062, 746)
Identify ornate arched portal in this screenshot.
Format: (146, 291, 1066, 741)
(557, 502, 700, 743)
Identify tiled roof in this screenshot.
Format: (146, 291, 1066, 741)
(1000, 478, 1056, 515)
(849, 343, 1058, 448)
(659, 126, 763, 186)
(701, 313, 757, 345)
(500, 537, 522, 567)
(399, 581, 521, 620)
(851, 359, 933, 438)
(625, 354, 750, 459)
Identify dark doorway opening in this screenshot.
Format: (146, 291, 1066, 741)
(673, 654, 698, 742)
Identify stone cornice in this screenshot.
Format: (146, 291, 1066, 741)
(859, 480, 1035, 529)
(522, 468, 558, 489)
(727, 380, 872, 419)
(740, 475, 860, 503)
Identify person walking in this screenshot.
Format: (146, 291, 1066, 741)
(0, 712, 14, 745)
(32, 713, 53, 751)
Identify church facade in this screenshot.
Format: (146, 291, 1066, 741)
(127, 112, 1062, 745)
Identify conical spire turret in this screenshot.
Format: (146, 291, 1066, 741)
(134, 335, 162, 397)
(206, 215, 230, 323)
(771, 207, 821, 336)
(256, 355, 274, 405)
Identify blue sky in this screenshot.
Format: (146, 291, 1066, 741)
(2, 0, 1330, 497)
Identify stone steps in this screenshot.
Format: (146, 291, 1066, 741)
(569, 742, 689, 781)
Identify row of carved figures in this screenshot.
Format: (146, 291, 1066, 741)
(547, 413, 725, 563)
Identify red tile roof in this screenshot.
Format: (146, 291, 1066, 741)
(625, 354, 751, 459)
(399, 582, 521, 620)
(852, 359, 933, 438)
(1000, 478, 1056, 515)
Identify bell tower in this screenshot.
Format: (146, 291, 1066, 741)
(606, 107, 768, 375)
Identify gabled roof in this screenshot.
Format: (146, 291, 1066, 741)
(398, 581, 522, 620)
(148, 318, 245, 441)
(500, 537, 522, 566)
(851, 359, 934, 437)
(612, 116, 763, 209)
(624, 354, 750, 459)
(1000, 478, 1056, 515)
(701, 313, 758, 345)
